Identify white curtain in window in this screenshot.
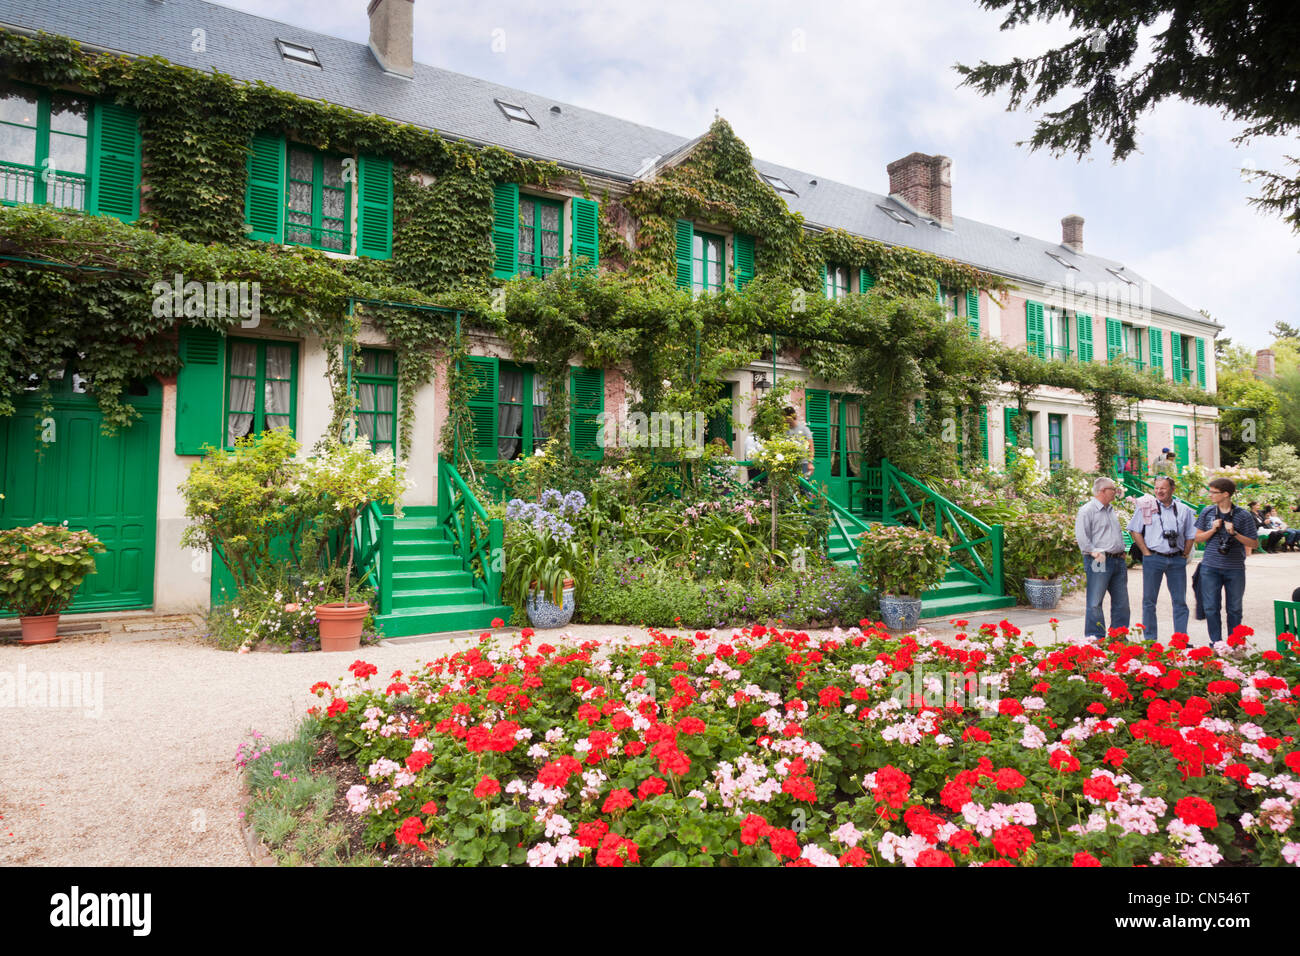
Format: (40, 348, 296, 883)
(226, 343, 257, 444)
(264, 345, 292, 432)
(845, 402, 861, 476)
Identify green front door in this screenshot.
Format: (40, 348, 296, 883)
(826, 393, 864, 512)
(1173, 425, 1190, 473)
(0, 374, 161, 612)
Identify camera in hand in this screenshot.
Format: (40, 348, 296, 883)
(1162, 529, 1179, 546)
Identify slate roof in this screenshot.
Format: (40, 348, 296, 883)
(0, 0, 1210, 325)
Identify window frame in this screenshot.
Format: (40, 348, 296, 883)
(284, 144, 352, 254)
(692, 229, 725, 295)
(517, 193, 565, 277)
(1046, 308, 1072, 360)
(0, 80, 90, 211)
(495, 360, 551, 461)
(825, 263, 851, 300)
(1048, 413, 1065, 471)
(352, 347, 398, 456)
(222, 337, 300, 449)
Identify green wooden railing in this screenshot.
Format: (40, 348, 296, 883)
(438, 456, 504, 606)
(847, 467, 884, 520)
(880, 457, 1005, 597)
(1273, 601, 1300, 657)
(353, 501, 394, 614)
(798, 475, 873, 559)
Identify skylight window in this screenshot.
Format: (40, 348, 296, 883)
(762, 174, 797, 196)
(1106, 267, 1137, 286)
(877, 204, 914, 226)
(1046, 251, 1080, 270)
(495, 99, 537, 126)
(276, 39, 320, 67)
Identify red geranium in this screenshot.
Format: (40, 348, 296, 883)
(915, 849, 954, 867)
(1174, 796, 1218, 829)
(602, 788, 634, 814)
(1072, 852, 1101, 867)
(991, 824, 1035, 859)
(473, 775, 501, 799)
(768, 828, 800, 859)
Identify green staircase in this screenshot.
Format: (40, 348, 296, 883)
(373, 506, 513, 638)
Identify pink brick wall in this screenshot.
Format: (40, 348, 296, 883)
(1197, 424, 1217, 468)
(1072, 414, 1098, 471)
(1002, 294, 1027, 350)
(605, 366, 627, 420)
(1147, 422, 1172, 468)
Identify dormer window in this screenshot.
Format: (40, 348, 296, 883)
(495, 99, 537, 126)
(276, 39, 320, 67)
(762, 173, 797, 196)
(877, 204, 914, 226)
(1046, 251, 1080, 270)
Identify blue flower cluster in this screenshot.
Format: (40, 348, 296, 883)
(506, 489, 586, 541)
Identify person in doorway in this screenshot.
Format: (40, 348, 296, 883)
(1152, 448, 1173, 476)
(1193, 478, 1259, 644)
(1127, 476, 1196, 640)
(784, 405, 815, 480)
(1075, 476, 1130, 643)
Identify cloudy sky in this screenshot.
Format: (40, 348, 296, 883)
(216, 0, 1297, 350)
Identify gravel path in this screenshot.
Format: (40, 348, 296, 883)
(1, 553, 1293, 866)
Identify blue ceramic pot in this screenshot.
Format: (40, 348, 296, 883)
(1024, 577, 1063, 610)
(878, 594, 922, 631)
(525, 584, 575, 629)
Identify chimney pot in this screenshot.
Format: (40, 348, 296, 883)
(368, 0, 414, 78)
(1256, 348, 1276, 379)
(887, 152, 953, 228)
(1061, 214, 1084, 252)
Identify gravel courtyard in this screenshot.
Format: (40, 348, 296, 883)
(2, 553, 1295, 867)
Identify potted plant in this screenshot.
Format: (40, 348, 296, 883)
(856, 524, 950, 630)
(1004, 511, 1079, 610)
(503, 490, 588, 629)
(0, 523, 105, 644)
(300, 438, 409, 652)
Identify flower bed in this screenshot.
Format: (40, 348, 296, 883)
(306, 622, 1300, 867)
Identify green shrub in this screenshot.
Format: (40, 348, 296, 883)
(856, 524, 950, 599)
(0, 523, 105, 616)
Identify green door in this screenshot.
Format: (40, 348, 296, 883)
(0, 374, 161, 612)
(1173, 425, 1190, 474)
(825, 393, 864, 512)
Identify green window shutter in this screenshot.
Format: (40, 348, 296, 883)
(571, 196, 599, 275)
(935, 280, 943, 304)
(674, 219, 693, 289)
(88, 101, 141, 222)
(175, 328, 226, 455)
(1149, 328, 1164, 374)
(1025, 301, 1045, 358)
(966, 288, 980, 338)
(1196, 337, 1206, 388)
(465, 356, 498, 461)
(805, 388, 830, 483)
(979, 405, 989, 461)
(858, 268, 875, 293)
(356, 155, 393, 260)
(570, 367, 604, 460)
(818, 262, 828, 297)
(245, 133, 285, 243)
(1105, 317, 1123, 361)
(1076, 313, 1093, 362)
(490, 183, 519, 279)
(1171, 333, 1184, 383)
(733, 233, 755, 290)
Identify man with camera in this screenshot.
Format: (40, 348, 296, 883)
(1127, 476, 1196, 640)
(1193, 477, 1259, 644)
(1075, 476, 1129, 643)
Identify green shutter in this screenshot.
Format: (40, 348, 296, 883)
(1149, 328, 1164, 375)
(935, 279, 943, 303)
(858, 268, 875, 293)
(805, 388, 830, 483)
(1196, 337, 1206, 388)
(491, 183, 519, 279)
(88, 102, 141, 222)
(1076, 313, 1093, 362)
(733, 233, 755, 290)
(818, 262, 828, 297)
(674, 219, 693, 289)
(979, 405, 989, 461)
(356, 155, 393, 260)
(1171, 333, 1183, 383)
(465, 356, 498, 461)
(570, 367, 604, 460)
(966, 288, 980, 338)
(571, 196, 599, 275)
(245, 133, 285, 243)
(1105, 317, 1123, 362)
(175, 328, 225, 455)
(1025, 300, 1045, 358)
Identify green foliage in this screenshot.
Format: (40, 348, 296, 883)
(500, 492, 590, 607)
(1004, 512, 1081, 584)
(1218, 367, 1281, 465)
(0, 523, 105, 616)
(206, 564, 377, 652)
(855, 524, 951, 598)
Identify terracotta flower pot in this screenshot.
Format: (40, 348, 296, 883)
(19, 613, 61, 645)
(315, 602, 369, 653)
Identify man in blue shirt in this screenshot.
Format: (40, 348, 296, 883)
(1193, 477, 1259, 644)
(1127, 476, 1196, 640)
(1075, 477, 1129, 642)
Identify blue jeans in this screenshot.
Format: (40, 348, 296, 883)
(1083, 554, 1130, 641)
(1140, 552, 1188, 640)
(1200, 564, 1246, 644)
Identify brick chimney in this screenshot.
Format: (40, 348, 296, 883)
(886, 152, 952, 228)
(1256, 348, 1276, 378)
(1061, 214, 1084, 252)
(368, 0, 414, 78)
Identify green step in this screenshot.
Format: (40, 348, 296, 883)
(392, 537, 455, 556)
(392, 570, 474, 590)
(376, 603, 516, 638)
(919, 592, 1016, 617)
(392, 554, 463, 574)
(390, 586, 488, 610)
(392, 521, 446, 539)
